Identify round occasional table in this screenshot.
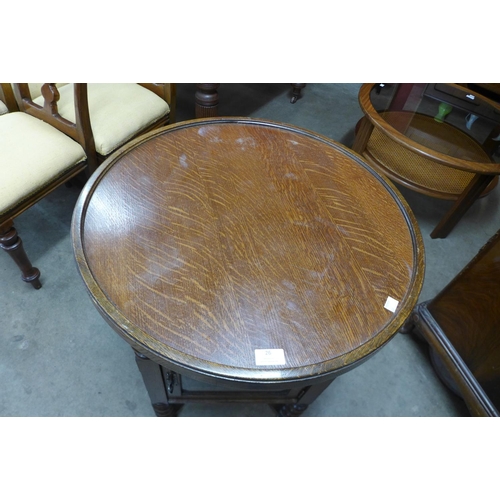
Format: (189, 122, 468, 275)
(353, 83, 500, 239)
(72, 117, 424, 417)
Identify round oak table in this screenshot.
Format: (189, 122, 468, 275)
(72, 117, 424, 416)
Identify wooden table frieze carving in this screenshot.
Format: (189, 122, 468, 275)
(72, 118, 424, 416)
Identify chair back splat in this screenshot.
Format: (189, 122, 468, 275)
(13, 83, 98, 174)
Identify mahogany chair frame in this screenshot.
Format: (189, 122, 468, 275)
(13, 82, 176, 166)
(1, 83, 95, 289)
(2, 82, 175, 289)
(13, 83, 98, 172)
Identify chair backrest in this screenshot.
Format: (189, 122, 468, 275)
(12, 83, 98, 172)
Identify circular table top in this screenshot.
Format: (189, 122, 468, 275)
(359, 83, 500, 175)
(72, 118, 424, 383)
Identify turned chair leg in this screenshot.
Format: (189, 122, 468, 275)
(0, 220, 41, 289)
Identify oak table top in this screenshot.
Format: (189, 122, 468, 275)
(72, 117, 424, 399)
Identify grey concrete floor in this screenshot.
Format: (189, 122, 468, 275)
(2, 83, 498, 417)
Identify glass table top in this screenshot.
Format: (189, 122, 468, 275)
(367, 83, 500, 164)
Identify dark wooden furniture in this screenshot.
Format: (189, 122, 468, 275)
(72, 117, 424, 416)
(1, 83, 94, 289)
(412, 229, 500, 416)
(195, 84, 306, 117)
(353, 83, 500, 239)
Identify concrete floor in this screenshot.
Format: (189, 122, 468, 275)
(2, 83, 498, 417)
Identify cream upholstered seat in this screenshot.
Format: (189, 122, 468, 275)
(0, 112, 86, 214)
(33, 83, 171, 157)
(0, 83, 93, 289)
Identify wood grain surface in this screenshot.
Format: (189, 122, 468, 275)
(72, 118, 424, 382)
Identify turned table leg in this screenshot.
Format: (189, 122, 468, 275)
(134, 350, 183, 417)
(431, 173, 496, 239)
(0, 219, 41, 289)
(195, 84, 220, 118)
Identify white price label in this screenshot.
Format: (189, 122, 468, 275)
(255, 349, 286, 366)
(384, 296, 399, 313)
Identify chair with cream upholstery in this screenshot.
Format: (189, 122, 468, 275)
(0, 83, 94, 289)
(29, 83, 175, 164)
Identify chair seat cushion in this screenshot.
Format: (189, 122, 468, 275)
(34, 83, 170, 156)
(0, 100, 8, 115)
(0, 112, 86, 215)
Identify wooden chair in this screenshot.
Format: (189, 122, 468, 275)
(26, 83, 176, 164)
(0, 83, 95, 289)
(1, 82, 176, 289)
